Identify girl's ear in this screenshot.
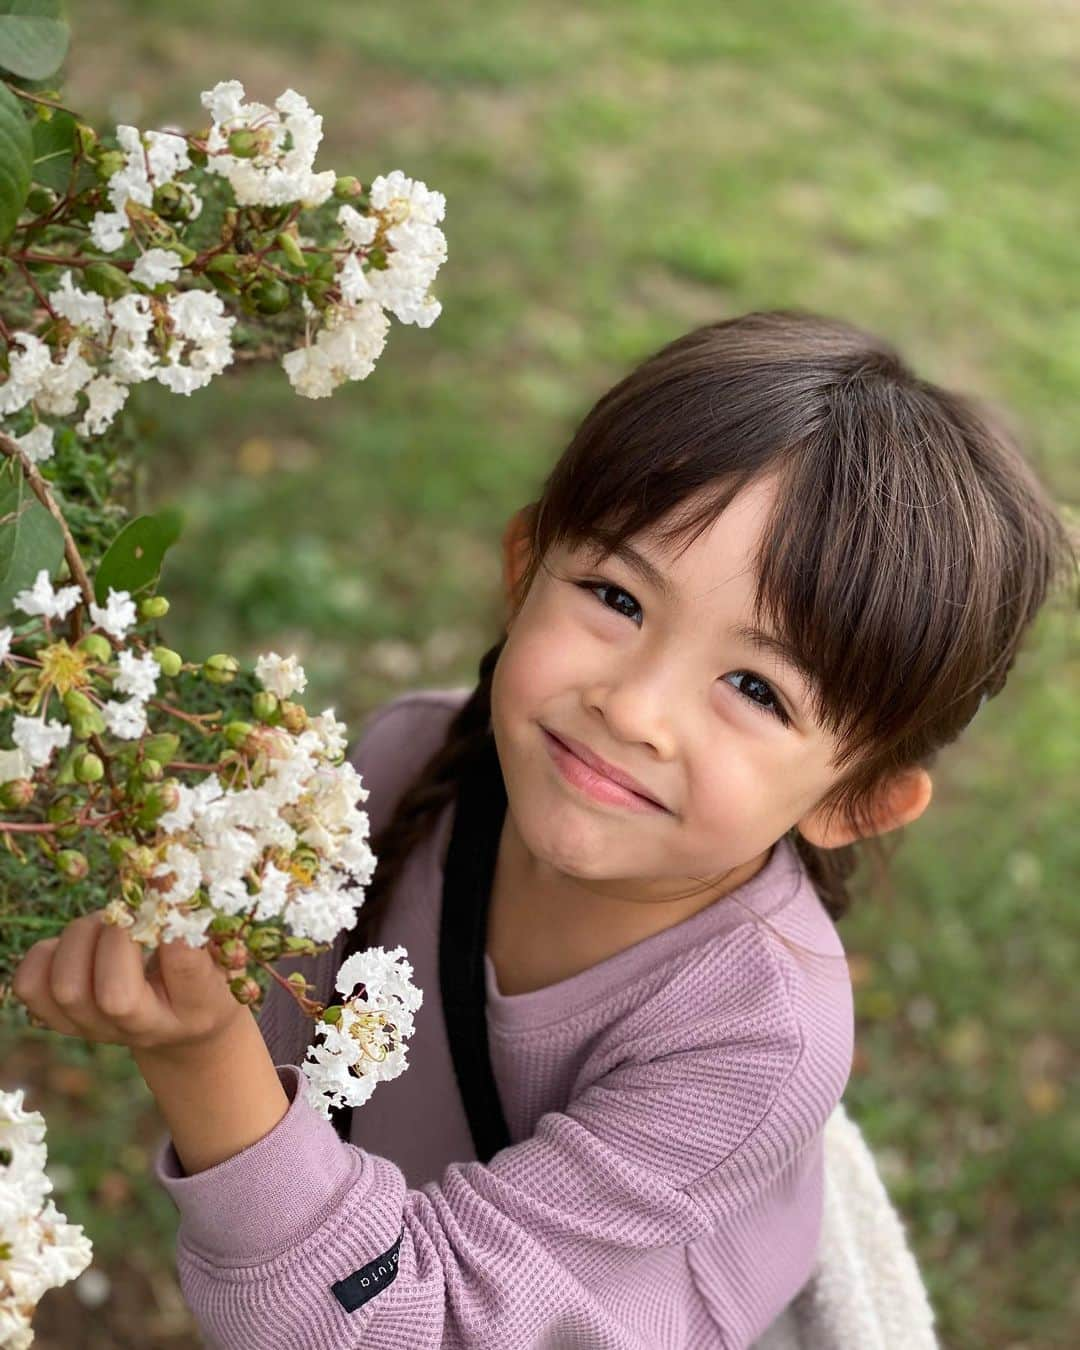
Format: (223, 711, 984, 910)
(501, 506, 534, 622)
(796, 766, 933, 850)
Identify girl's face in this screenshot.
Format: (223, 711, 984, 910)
(490, 475, 854, 902)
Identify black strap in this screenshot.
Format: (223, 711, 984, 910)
(329, 731, 513, 1163)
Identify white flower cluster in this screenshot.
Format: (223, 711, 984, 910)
(0, 573, 158, 783)
(200, 81, 337, 208)
(0, 1087, 94, 1348)
(301, 945, 424, 1119)
(88, 124, 201, 253)
(282, 170, 447, 399)
(102, 653, 374, 957)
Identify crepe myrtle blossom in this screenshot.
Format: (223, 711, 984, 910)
(254, 650, 308, 699)
(89, 123, 201, 253)
(10, 715, 71, 770)
(0, 1086, 94, 1348)
(300, 945, 424, 1119)
(200, 80, 337, 208)
(11, 570, 82, 623)
(88, 587, 138, 642)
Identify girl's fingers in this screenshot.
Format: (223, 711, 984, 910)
(93, 917, 158, 1034)
(44, 911, 122, 1040)
(12, 937, 88, 1039)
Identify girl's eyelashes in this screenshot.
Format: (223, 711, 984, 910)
(571, 578, 792, 728)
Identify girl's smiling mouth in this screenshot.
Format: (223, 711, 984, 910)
(540, 727, 670, 814)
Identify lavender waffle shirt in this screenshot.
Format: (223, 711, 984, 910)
(152, 687, 855, 1349)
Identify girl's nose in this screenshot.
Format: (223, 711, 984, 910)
(580, 672, 678, 762)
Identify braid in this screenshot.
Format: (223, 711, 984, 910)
(335, 636, 506, 975)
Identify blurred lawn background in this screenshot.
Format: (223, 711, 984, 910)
(1, 0, 1077, 1345)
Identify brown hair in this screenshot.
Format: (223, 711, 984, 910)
(344, 309, 1075, 966)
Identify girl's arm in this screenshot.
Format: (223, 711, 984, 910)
(132, 1008, 289, 1175)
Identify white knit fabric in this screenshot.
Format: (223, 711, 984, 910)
(752, 1100, 939, 1350)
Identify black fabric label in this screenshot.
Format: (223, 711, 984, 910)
(331, 1228, 404, 1313)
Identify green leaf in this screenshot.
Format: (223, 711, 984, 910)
(0, 456, 64, 619)
(93, 508, 184, 605)
(0, 78, 31, 241)
(0, 1, 70, 81)
(30, 102, 72, 191)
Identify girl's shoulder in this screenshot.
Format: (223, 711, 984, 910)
(346, 684, 471, 837)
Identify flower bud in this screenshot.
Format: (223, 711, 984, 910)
(227, 128, 261, 158)
(26, 186, 55, 214)
(224, 719, 254, 748)
(95, 149, 126, 181)
(332, 175, 362, 200)
(108, 835, 136, 864)
(246, 927, 283, 961)
(286, 971, 309, 993)
(282, 934, 317, 955)
(71, 708, 106, 741)
(218, 937, 250, 972)
(304, 279, 332, 306)
(203, 653, 239, 684)
(63, 690, 95, 719)
(138, 756, 164, 782)
(46, 795, 77, 825)
(143, 732, 180, 764)
(249, 277, 290, 315)
(208, 913, 243, 939)
(73, 751, 104, 784)
(77, 633, 113, 663)
(139, 595, 170, 619)
(228, 976, 262, 1005)
(279, 700, 308, 733)
(310, 256, 336, 283)
(137, 779, 180, 825)
(56, 849, 89, 882)
(251, 690, 278, 722)
(320, 1004, 343, 1025)
(0, 779, 35, 810)
(207, 255, 246, 283)
(84, 262, 134, 299)
(275, 231, 306, 269)
(75, 122, 98, 156)
(127, 845, 158, 877)
(152, 646, 183, 677)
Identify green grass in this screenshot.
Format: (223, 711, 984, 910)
(1, 1, 1076, 1344)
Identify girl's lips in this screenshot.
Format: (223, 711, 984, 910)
(541, 727, 669, 814)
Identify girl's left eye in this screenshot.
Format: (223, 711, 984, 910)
(573, 579, 791, 727)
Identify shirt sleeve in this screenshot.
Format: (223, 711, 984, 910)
(150, 939, 815, 1350)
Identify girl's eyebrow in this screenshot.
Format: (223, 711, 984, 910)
(596, 539, 818, 692)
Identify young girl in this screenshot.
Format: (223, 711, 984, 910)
(37, 310, 1075, 1348)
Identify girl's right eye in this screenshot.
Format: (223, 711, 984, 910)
(573, 579, 642, 624)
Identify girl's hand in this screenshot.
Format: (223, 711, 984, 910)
(11, 909, 248, 1056)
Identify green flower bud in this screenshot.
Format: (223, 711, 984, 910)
(137, 779, 180, 825)
(320, 1004, 343, 1025)
(208, 913, 243, 939)
(282, 934, 317, 955)
(138, 756, 164, 782)
(249, 277, 291, 315)
(227, 128, 261, 158)
(26, 186, 55, 215)
(139, 595, 170, 619)
(203, 653, 239, 685)
(218, 937, 250, 972)
(206, 252, 241, 275)
(56, 849, 89, 883)
(84, 262, 134, 299)
(46, 795, 77, 825)
(286, 971, 309, 993)
(0, 779, 35, 810)
(152, 646, 183, 677)
(311, 255, 336, 283)
(73, 751, 104, 784)
(70, 709, 106, 741)
(246, 927, 283, 961)
(75, 123, 99, 156)
(63, 690, 95, 719)
(143, 732, 180, 764)
(150, 183, 195, 224)
(206, 270, 239, 296)
(224, 720, 254, 748)
(95, 149, 126, 181)
(228, 976, 262, 1005)
(275, 231, 306, 269)
(108, 835, 137, 865)
(332, 175, 362, 200)
(252, 690, 278, 722)
(304, 279, 332, 306)
(77, 633, 113, 663)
